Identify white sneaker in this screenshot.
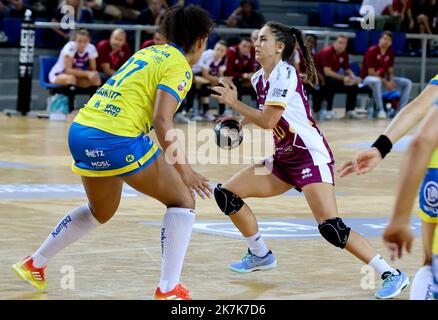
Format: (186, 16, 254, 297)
(203, 110, 216, 122)
(191, 115, 204, 121)
(377, 110, 387, 119)
(223, 109, 233, 117)
(174, 113, 190, 123)
(326, 110, 337, 120)
(345, 110, 361, 119)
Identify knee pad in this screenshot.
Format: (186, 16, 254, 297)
(318, 217, 351, 249)
(214, 184, 244, 215)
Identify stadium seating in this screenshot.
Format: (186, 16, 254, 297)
(319, 3, 336, 27)
(3, 18, 21, 46)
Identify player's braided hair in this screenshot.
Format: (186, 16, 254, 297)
(160, 4, 213, 54)
(266, 21, 318, 86)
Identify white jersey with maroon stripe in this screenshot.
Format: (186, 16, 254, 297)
(251, 60, 334, 166)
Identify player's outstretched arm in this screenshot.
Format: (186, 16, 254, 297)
(383, 105, 438, 260)
(339, 84, 438, 178)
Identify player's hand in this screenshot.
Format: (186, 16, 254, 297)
(338, 148, 383, 177)
(383, 221, 413, 260)
(211, 78, 238, 107)
(181, 169, 212, 200)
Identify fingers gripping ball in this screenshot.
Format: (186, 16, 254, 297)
(214, 119, 243, 149)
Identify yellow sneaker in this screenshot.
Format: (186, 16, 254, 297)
(12, 256, 47, 290)
(153, 284, 191, 300)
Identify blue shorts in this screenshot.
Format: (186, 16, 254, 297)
(419, 168, 438, 223)
(68, 122, 160, 177)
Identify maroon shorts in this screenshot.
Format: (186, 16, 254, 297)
(262, 156, 335, 192)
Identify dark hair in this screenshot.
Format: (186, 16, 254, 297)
(266, 21, 318, 86)
(216, 40, 228, 47)
(335, 35, 349, 42)
(240, 37, 252, 44)
(305, 33, 317, 42)
(160, 5, 212, 53)
(240, 0, 254, 7)
(380, 30, 393, 40)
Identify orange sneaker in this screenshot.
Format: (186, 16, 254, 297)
(153, 284, 192, 300)
(12, 256, 47, 290)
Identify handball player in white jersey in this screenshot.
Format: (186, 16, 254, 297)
(211, 21, 409, 299)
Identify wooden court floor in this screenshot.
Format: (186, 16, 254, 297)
(0, 114, 424, 300)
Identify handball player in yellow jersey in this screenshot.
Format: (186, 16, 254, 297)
(12, 5, 213, 300)
(339, 74, 438, 299)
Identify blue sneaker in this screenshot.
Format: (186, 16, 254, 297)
(375, 269, 410, 299)
(228, 249, 277, 273)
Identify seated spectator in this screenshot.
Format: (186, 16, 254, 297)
(361, 31, 412, 118)
(140, 30, 167, 49)
(96, 28, 131, 81)
(137, 0, 167, 42)
(174, 47, 211, 123)
(104, 0, 147, 22)
(198, 40, 228, 119)
(385, 0, 415, 32)
(224, 37, 256, 103)
(2, 0, 59, 20)
(316, 35, 361, 120)
(416, 0, 438, 34)
(49, 29, 101, 88)
(226, 0, 265, 29)
(137, 0, 166, 25)
(82, 0, 109, 21)
(360, 0, 400, 30)
(21, 0, 59, 20)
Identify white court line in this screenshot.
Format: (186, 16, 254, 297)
(0, 238, 241, 261)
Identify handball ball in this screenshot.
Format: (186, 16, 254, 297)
(214, 119, 243, 149)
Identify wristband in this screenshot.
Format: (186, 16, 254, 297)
(371, 135, 392, 159)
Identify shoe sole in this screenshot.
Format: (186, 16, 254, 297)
(12, 264, 47, 290)
(375, 277, 410, 299)
(229, 260, 277, 273)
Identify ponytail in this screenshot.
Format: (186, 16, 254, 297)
(266, 21, 318, 87)
(289, 27, 318, 86)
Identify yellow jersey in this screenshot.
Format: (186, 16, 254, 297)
(74, 43, 193, 137)
(429, 74, 438, 168)
(431, 74, 438, 86)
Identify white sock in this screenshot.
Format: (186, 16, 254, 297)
(245, 231, 269, 258)
(410, 266, 433, 300)
(432, 255, 438, 298)
(159, 207, 195, 293)
(368, 254, 397, 276)
(31, 204, 100, 268)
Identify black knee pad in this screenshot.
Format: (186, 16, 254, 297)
(318, 217, 351, 249)
(214, 184, 244, 215)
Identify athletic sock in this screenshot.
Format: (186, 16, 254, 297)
(245, 231, 269, 258)
(368, 254, 397, 277)
(31, 204, 100, 268)
(159, 207, 195, 293)
(410, 265, 433, 300)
